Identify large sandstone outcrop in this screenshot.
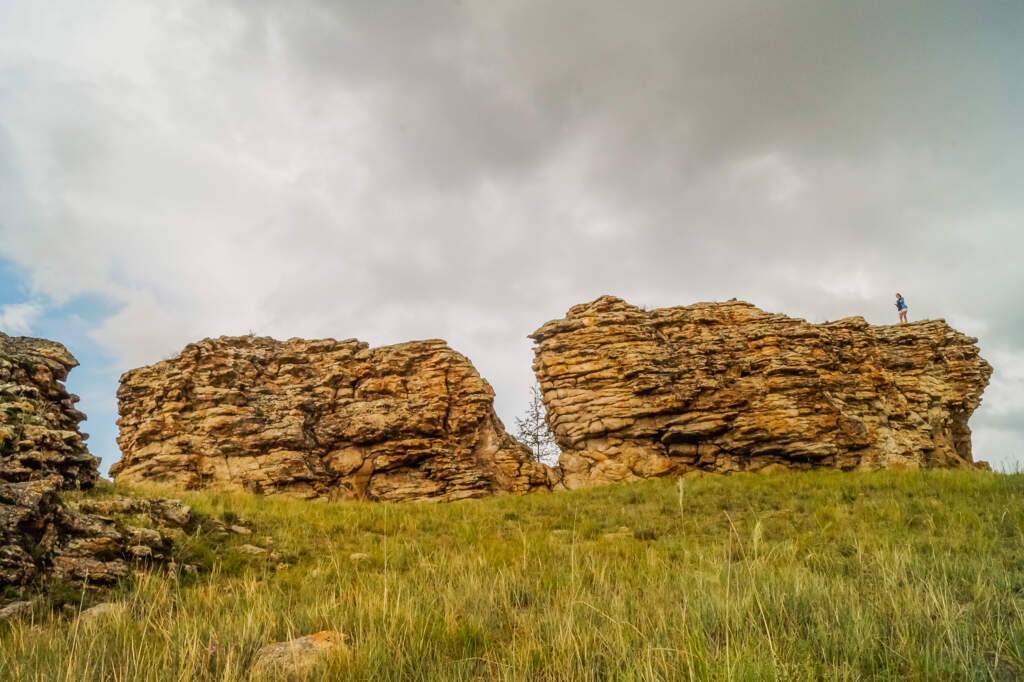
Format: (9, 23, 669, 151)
(1, 333, 191, 591)
(531, 296, 992, 488)
(112, 336, 555, 501)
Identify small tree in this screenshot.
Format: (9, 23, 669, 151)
(515, 384, 559, 465)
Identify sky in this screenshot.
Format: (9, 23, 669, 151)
(1, 0, 1022, 473)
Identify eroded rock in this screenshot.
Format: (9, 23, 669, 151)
(531, 296, 992, 488)
(0, 332, 98, 488)
(1, 332, 198, 600)
(112, 336, 556, 501)
(0, 477, 195, 589)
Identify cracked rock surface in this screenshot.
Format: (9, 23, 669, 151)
(0, 332, 98, 488)
(112, 336, 557, 501)
(531, 296, 993, 489)
(2, 332, 193, 595)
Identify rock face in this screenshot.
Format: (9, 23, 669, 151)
(112, 336, 555, 501)
(1, 332, 192, 592)
(531, 296, 992, 489)
(1, 332, 98, 488)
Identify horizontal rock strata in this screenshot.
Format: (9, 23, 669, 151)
(531, 296, 992, 488)
(1, 332, 98, 488)
(112, 336, 555, 501)
(1, 332, 191, 594)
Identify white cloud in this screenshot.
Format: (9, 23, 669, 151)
(0, 302, 43, 335)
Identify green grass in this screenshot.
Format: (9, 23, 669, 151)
(3, 470, 1024, 680)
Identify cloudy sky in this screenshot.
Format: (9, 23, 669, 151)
(1, 1, 1022, 472)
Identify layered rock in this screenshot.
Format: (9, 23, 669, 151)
(1, 477, 193, 587)
(1, 332, 98, 488)
(531, 296, 992, 488)
(112, 336, 555, 501)
(1, 332, 192, 593)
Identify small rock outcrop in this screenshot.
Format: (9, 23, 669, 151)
(1, 332, 194, 594)
(531, 296, 992, 488)
(1, 332, 98, 488)
(112, 336, 555, 501)
(1, 477, 194, 587)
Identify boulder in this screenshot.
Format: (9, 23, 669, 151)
(251, 630, 348, 679)
(112, 336, 556, 501)
(531, 296, 992, 488)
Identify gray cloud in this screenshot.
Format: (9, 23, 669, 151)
(1, 0, 1022, 468)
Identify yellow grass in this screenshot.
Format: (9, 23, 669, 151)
(2, 469, 1023, 680)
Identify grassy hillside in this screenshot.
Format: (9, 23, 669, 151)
(2, 470, 1023, 680)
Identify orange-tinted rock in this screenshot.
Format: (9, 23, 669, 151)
(111, 336, 556, 501)
(530, 296, 992, 489)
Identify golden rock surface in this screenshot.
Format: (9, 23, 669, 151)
(531, 296, 992, 489)
(112, 336, 556, 501)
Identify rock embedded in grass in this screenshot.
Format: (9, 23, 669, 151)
(0, 599, 35, 621)
(237, 544, 266, 556)
(77, 602, 126, 625)
(251, 630, 348, 679)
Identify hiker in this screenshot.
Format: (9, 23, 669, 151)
(895, 293, 908, 323)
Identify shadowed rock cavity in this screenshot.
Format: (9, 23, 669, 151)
(112, 336, 558, 501)
(530, 296, 993, 489)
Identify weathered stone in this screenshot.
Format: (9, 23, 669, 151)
(237, 544, 266, 556)
(531, 296, 992, 488)
(0, 599, 36, 621)
(0, 332, 213, 599)
(77, 601, 127, 625)
(0, 332, 98, 488)
(75, 498, 193, 528)
(112, 336, 557, 501)
(251, 630, 348, 679)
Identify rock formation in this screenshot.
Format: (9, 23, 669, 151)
(531, 296, 992, 488)
(1, 332, 98, 488)
(112, 336, 555, 501)
(1, 477, 194, 587)
(1, 332, 192, 593)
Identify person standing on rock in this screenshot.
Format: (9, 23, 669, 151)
(895, 293, 908, 323)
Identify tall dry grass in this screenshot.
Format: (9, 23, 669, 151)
(2, 469, 1023, 680)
